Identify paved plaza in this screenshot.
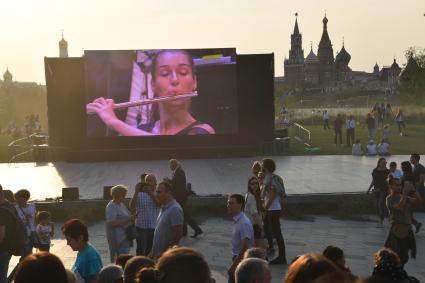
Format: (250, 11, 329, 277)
(0, 155, 413, 200)
(9, 213, 425, 282)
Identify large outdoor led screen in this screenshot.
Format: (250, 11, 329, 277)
(85, 48, 238, 137)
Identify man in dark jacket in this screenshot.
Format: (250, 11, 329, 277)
(169, 159, 202, 238)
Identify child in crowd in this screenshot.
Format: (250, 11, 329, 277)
(36, 211, 54, 252)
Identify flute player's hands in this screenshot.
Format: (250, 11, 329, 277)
(86, 97, 119, 127)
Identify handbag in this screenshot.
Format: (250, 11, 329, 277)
(124, 214, 137, 241)
(18, 206, 42, 248)
(125, 223, 137, 241)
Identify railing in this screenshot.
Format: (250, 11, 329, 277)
(292, 122, 311, 147)
(8, 133, 48, 163)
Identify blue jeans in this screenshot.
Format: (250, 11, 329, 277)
(136, 228, 154, 256)
(0, 251, 11, 283)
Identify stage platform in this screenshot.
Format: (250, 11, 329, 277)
(0, 155, 412, 201)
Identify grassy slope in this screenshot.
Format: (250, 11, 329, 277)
(287, 123, 425, 155)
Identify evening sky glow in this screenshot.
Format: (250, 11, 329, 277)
(0, 0, 424, 84)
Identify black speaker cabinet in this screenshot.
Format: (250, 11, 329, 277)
(62, 187, 79, 201)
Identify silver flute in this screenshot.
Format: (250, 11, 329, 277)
(86, 91, 198, 115)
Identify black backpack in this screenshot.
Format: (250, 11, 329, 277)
(0, 204, 28, 256)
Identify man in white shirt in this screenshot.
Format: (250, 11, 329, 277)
(323, 110, 330, 130)
(346, 115, 356, 147)
(227, 194, 254, 283)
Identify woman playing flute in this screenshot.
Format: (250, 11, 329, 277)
(86, 49, 215, 136)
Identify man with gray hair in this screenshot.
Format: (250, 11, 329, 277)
(235, 258, 271, 283)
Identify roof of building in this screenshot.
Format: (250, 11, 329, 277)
(3, 68, 12, 81)
(335, 44, 351, 64)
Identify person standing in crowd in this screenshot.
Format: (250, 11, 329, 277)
(0, 185, 20, 283)
(323, 110, 330, 130)
(105, 185, 133, 262)
(62, 219, 103, 283)
(400, 161, 422, 234)
(35, 211, 54, 252)
(385, 176, 422, 265)
(244, 177, 267, 249)
(235, 258, 271, 283)
(261, 158, 287, 264)
(352, 139, 363, 156)
(385, 103, 393, 121)
(395, 109, 406, 136)
(345, 115, 355, 147)
(130, 176, 159, 256)
(389, 162, 402, 179)
(367, 158, 390, 228)
(14, 189, 36, 256)
(366, 113, 376, 141)
(227, 194, 254, 283)
(382, 124, 390, 141)
(8, 189, 37, 281)
(410, 153, 425, 211)
(333, 114, 343, 146)
(169, 159, 202, 238)
(150, 180, 184, 259)
(251, 161, 262, 177)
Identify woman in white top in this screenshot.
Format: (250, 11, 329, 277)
(244, 177, 267, 249)
(14, 189, 36, 254)
(105, 185, 133, 262)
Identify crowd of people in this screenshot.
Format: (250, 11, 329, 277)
(367, 154, 424, 267)
(0, 156, 424, 283)
(319, 103, 408, 156)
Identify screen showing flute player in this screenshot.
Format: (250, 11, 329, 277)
(84, 48, 238, 137)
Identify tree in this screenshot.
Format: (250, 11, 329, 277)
(399, 47, 425, 100)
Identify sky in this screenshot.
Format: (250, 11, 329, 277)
(0, 0, 424, 84)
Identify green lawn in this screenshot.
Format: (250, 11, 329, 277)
(1, 123, 424, 162)
(286, 123, 425, 155)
